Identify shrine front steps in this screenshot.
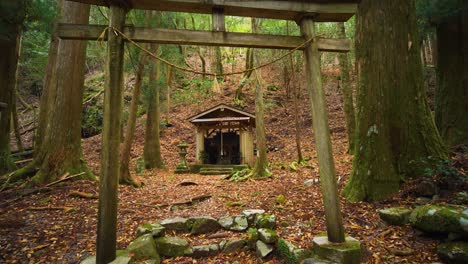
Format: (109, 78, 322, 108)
(191, 164, 248, 175)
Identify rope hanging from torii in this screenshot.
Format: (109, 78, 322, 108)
(97, 26, 317, 77)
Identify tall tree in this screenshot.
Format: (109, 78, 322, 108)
(144, 43, 165, 169)
(433, 0, 468, 146)
(343, 0, 447, 202)
(247, 19, 270, 178)
(0, 0, 26, 174)
(119, 52, 146, 187)
(337, 22, 356, 153)
(10, 0, 95, 184)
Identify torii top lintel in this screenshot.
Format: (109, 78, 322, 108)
(66, 0, 360, 22)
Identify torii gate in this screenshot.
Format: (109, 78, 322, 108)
(61, 0, 359, 262)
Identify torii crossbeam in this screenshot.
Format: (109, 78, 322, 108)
(61, 0, 360, 263)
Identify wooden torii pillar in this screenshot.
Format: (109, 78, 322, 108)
(96, 3, 127, 263)
(299, 16, 345, 243)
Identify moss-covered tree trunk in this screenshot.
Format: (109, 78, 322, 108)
(249, 18, 270, 178)
(10, 1, 95, 184)
(119, 52, 146, 187)
(435, 0, 468, 146)
(249, 69, 270, 178)
(337, 22, 356, 153)
(35, 0, 62, 154)
(0, 0, 25, 174)
(343, 0, 447, 202)
(144, 43, 165, 169)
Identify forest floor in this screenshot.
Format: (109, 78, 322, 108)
(0, 66, 458, 264)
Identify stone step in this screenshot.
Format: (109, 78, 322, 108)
(200, 168, 234, 172)
(200, 170, 233, 175)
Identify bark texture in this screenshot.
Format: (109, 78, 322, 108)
(343, 0, 447, 202)
(0, 0, 25, 174)
(120, 52, 146, 187)
(249, 68, 270, 178)
(97, 5, 126, 263)
(144, 44, 165, 169)
(337, 22, 356, 153)
(28, 1, 94, 184)
(245, 18, 269, 178)
(435, 1, 468, 146)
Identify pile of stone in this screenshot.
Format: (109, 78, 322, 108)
(378, 203, 468, 264)
(82, 209, 314, 264)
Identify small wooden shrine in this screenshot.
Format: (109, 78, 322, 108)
(188, 104, 255, 166)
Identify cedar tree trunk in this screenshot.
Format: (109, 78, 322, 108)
(144, 44, 165, 169)
(0, 0, 26, 174)
(343, 0, 447, 202)
(435, 1, 468, 146)
(119, 52, 146, 187)
(11, 1, 95, 184)
(337, 22, 356, 153)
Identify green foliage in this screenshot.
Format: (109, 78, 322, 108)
(408, 156, 465, 190)
(81, 105, 103, 138)
(416, 0, 466, 36)
(198, 150, 209, 164)
(173, 78, 212, 104)
(275, 194, 287, 205)
(228, 168, 252, 182)
(135, 157, 145, 174)
(17, 0, 57, 90)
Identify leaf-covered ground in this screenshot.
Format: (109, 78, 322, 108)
(0, 68, 447, 263)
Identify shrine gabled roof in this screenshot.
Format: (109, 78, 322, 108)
(188, 104, 255, 123)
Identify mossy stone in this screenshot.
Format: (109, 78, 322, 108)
(276, 238, 312, 264)
(188, 244, 220, 258)
(256, 240, 274, 258)
(154, 236, 190, 257)
(243, 228, 259, 249)
(127, 234, 160, 260)
(409, 205, 468, 236)
(312, 236, 361, 264)
(255, 214, 276, 229)
(189, 216, 221, 234)
(80, 250, 136, 264)
(220, 239, 246, 254)
(258, 228, 279, 244)
(437, 241, 468, 264)
(242, 209, 265, 225)
(378, 207, 412, 226)
(136, 223, 166, 238)
(160, 217, 190, 232)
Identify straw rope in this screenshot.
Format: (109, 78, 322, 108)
(98, 26, 315, 77)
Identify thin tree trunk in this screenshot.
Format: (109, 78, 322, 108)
(293, 84, 303, 163)
(435, 0, 468, 146)
(0, 0, 25, 174)
(119, 53, 146, 187)
(337, 22, 356, 153)
(144, 43, 165, 169)
(11, 98, 24, 152)
(235, 48, 253, 101)
(191, 15, 207, 79)
(248, 18, 270, 178)
(165, 65, 173, 125)
(343, 0, 447, 202)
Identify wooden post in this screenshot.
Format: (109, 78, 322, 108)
(196, 128, 205, 163)
(96, 4, 126, 263)
(299, 16, 345, 243)
(212, 7, 225, 32)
